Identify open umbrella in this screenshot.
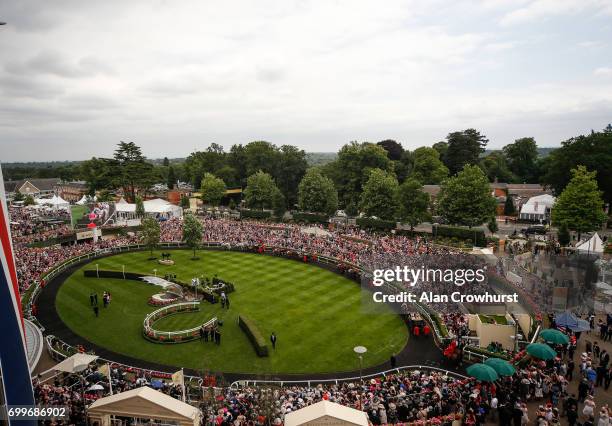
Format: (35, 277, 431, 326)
(526, 343, 556, 360)
(466, 363, 499, 382)
(484, 358, 516, 376)
(539, 329, 569, 345)
(87, 384, 104, 391)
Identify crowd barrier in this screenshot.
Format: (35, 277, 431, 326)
(143, 302, 217, 343)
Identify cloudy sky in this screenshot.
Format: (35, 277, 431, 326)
(1, 0, 612, 161)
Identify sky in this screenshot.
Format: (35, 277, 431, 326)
(1, 0, 612, 161)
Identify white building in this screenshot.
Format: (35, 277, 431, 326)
(519, 194, 556, 222)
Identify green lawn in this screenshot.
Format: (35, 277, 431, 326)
(56, 250, 408, 374)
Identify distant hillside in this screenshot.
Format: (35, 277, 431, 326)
(306, 152, 337, 166)
(483, 147, 556, 157)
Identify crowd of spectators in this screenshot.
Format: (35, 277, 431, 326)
(9, 206, 72, 246)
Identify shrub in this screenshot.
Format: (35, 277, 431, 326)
(433, 225, 486, 247)
(292, 212, 329, 224)
(356, 217, 396, 231)
(240, 209, 272, 219)
(238, 315, 269, 357)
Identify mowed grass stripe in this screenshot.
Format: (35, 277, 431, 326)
(56, 250, 407, 374)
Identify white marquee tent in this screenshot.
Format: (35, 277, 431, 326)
(114, 198, 182, 221)
(576, 233, 605, 254)
(284, 400, 368, 426)
(36, 195, 70, 210)
(519, 194, 555, 222)
(88, 386, 201, 426)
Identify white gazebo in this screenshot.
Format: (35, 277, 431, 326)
(88, 386, 201, 426)
(114, 198, 183, 224)
(284, 400, 368, 426)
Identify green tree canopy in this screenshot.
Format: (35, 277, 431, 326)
(182, 212, 203, 259)
(359, 168, 399, 220)
(437, 164, 497, 227)
(410, 147, 449, 184)
(135, 196, 145, 218)
(396, 178, 430, 231)
(200, 173, 226, 206)
(167, 166, 176, 189)
(479, 151, 515, 183)
(140, 217, 161, 257)
(326, 142, 393, 210)
(13, 190, 24, 202)
(444, 129, 489, 175)
(298, 168, 338, 215)
(376, 139, 404, 161)
(551, 165, 607, 235)
(504, 195, 516, 216)
(503, 137, 538, 182)
(243, 171, 280, 210)
(542, 128, 612, 206)
(180, 194, 190, 209)
(112, 141, 155, 202)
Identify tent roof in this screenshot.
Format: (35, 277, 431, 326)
(88, 386, 200, 422)
(575, 233, 604, 254)
(53, 353, 98, 373)
(115, 199, 180, 214)
(555, 311, 591, 332)
(284, 400, 368, 426)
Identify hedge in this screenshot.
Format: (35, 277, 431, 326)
(240, 210, 272, 219)
(84, 270, 145, 280)
(433, 225, 486, 247)
(238, 315, 269, 357)
(292, 212, 330, 224)
(356, 217, 397, 231)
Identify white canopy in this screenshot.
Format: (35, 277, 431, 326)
(285, 400, 368, 426)
(576, 233, 604, 254)
(37, 195, 70, 209)
(115, 198, 181, 215)
(53, 353, 99, 373)
(519, 194, 555, 216)
(88, 386, 201, 426)
(76, 195, 88, 205)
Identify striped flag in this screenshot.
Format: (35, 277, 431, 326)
(0, 164, 36, 423)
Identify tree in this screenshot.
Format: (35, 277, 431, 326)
(551, 166, 607, 237)
(432, 141, 448, 162)
(276, 145, 308, 208)
(327, 142, 393, 210)
(244, 141, 279, 177)
(167, 166, 176, 190)
(298, 168, 338, 215)
(396, 178, 430, 231)
(24, 195, 35, 206)
(377, 139, 404, 161)
(182, 213, 203, 259)
(558, 223, 570, 246)
(541, 128, 612, 207)
(479, 151, 515, 183)
(410, 147, 449, 184)
(135, 196, 145, 218)
(180, 194, 190, 209)
(437, 164, 497, 227)
(359, 169, 399, 220)
(272, 188, 286, 218)
(141, 217, 161, 258)
(487, 218, 498, 234)
(444, 129, 489, 175)
(13, 190, 24, 202)
(504, 195, 516, 216)
(243, 171, 280, 210)
(97, 190, 114, 202)
(112, 141, 155, 202)
(503, 137, 538, 182)
(200, 173, 226, 206)
(81, 157, 114, 196)
(163, 157, 170, 167)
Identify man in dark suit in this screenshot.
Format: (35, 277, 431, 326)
(270, 332, 277, 349)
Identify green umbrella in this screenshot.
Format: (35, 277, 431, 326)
(466, 363, 499, 382)
(526, 343, 557, 360)
(484, 357, 516, 376)
(539, 329, 569, 345)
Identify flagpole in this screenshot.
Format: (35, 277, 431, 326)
(181, 368, 186, 402)
(107, 366, 113, 395)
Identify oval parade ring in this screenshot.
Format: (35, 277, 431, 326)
(36, 248, 446, 382)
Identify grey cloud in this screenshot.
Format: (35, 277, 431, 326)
(0, 74, 65, 99)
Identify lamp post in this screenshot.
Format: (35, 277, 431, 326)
(354, 346, 367, 381)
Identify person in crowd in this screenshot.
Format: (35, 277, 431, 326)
(270, 332, 277, 349)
